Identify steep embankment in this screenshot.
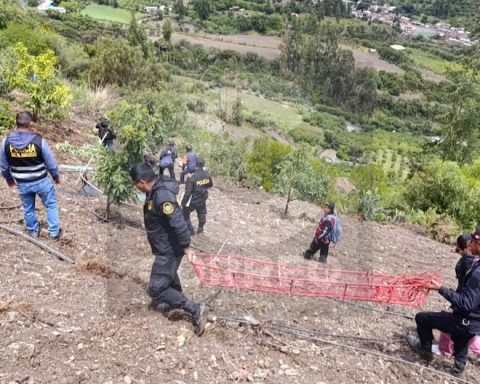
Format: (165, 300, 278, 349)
(0, 117, 475, 384)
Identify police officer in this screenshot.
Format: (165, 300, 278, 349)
(179, 145, 198, 184)
(181, 158, 213, 236)
(0, 111, 63, 240)
(96, 119, 116, 155)
(407, 228, 480, 376)
(159, 140, 177, 180)
(130, 162, 207, 336)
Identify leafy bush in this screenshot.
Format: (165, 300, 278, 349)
(302, 111, 345, 131)
(0, 24, 50, 56)
(246, 137, 291, 191)
(289, 123, 323, 146)
(378, 46, 411, 66)
(0, 101, 15, 133)
(187, 98, 206, 113)
(4, 42, 72, 119)
(405, 159, 476, 227)
(244, 110, 277, 130)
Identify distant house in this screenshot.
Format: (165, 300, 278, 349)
(144, 6, 159, 13)
(229, 6, 241, 12)
(390, 44, 406, 51)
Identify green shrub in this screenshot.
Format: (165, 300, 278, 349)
(289, 123, 323, 145)
(405, 159, 477, 227)
(187, 98, 206, 113)
(302, 111, 345, 131)
(0, 101, 14, 133)
(246, 137, 291, 191)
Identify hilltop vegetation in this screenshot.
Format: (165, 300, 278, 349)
(0, 0, 479, 241)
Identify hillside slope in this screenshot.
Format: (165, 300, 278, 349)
(1, 118, 478, 384)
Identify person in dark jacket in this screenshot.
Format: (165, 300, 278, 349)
(303, 201, 336, 263)
(181, 158, 213, 236)
(179, 145, 198, 184)
(407, 228, 480, 376)
(0, 111, 62, 239)
(130, 162, 207, 336)
(159, 141, 177, 180)
(96, 119, 116, 155)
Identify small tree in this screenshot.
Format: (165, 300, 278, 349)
(95, 102, 167, 218)
(174, 0, 186, 20)
(275, 145, 329, 215)
(163, 19, 172, 42)
(4, 42, 72, 119)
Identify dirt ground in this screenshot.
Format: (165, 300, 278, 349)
(1, 118, 479, 384)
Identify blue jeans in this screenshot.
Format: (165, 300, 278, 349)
(103, 140, 113, 155)
(17, 177, 60, 238)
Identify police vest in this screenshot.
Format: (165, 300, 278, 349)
(5, 135, 47, 183)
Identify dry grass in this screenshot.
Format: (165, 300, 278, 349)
(77, 258, 110, 278)
(72, 84, 120, 116)
(0, 300, 32, 316)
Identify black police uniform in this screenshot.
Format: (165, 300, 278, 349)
(144, 175, 197, 312)
(180, 168, 213, 235)
(415, 254, 480, 369)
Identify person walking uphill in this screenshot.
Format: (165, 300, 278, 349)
(96, 118, 116, 155)
(181, 158, 213, 236)
(159, 141, 177, 180)
(130, 162, 207, 336)
(179, 145, 198, 184)
(303, 201, 336, 263)
(0, 112, 63, 240)
(407, 228, 480, 376)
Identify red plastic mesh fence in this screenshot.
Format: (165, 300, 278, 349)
(189, 253, 439, 307)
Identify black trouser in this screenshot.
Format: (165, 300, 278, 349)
(183, 202, 207, 233)
(180, 168, 195, 183)
(305, 238, 329, 262)
(415, 311, 476, 365)
(148, 250, 187, 308)
(159, 165, 175, 180)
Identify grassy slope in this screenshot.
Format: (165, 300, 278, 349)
(81, 4, 143, 24)
(407, 47, 462, 75)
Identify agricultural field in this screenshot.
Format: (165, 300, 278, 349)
(366, 148, 411, 180)
(406, 47, 462, 75)
(81, 3, 144, 24)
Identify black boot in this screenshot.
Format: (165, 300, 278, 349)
(148, 300, 173, 313)
(197, 227, 204, 235)
(450, 360, 466, 377)
(182, 300, 207, 336)
(303, 249, 313, 260)
(319, 255, 328, 264)
(406, 335, 434, 362)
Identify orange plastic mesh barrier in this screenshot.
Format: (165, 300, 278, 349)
(189, 253, 439, 307)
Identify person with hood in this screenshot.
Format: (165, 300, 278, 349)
(438, 233, 480, 358)
(181, 157, 213, 236)
(303, 201, 336, 263)
(130, 162, 207, 336)
(179, 145, 198, 184)
(0, 111, 62, 240)
(96, 118, 116, 155)
(159, 140, 177, 180)
(407, 228, 480, 376)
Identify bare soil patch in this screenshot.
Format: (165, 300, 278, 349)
(0, 119, 476, 384)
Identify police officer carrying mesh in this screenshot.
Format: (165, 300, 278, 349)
(181, 158, 213, 236)
(130, 162, 207, 336)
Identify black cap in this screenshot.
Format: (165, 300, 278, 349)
(462, 228, 480, 241)
(325, 201, 335, 213)
(197, 157, 205, 168)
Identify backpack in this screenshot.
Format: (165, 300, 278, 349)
(328, 214, 342, 244)
(159, 151, 173, 167)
